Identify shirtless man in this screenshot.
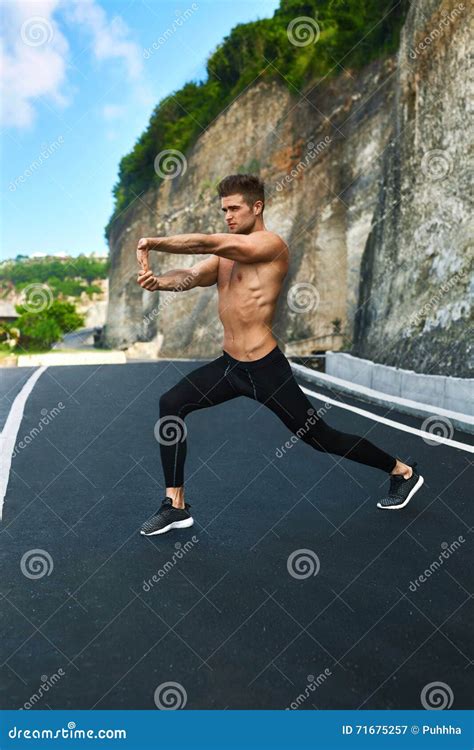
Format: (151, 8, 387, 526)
(136, 174, 424, 535)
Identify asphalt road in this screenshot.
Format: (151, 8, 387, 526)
(0, 359, 472, 710)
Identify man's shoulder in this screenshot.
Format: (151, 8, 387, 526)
(255, 229, 286, 243)
(255, 230, 289, 254)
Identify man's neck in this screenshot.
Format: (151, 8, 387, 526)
(245, 222, 266, 235)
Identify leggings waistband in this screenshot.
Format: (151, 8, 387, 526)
(222, 344, 285, 370)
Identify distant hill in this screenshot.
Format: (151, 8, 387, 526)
(0, 255, 110, 300)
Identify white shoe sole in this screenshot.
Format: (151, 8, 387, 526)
(140, 517, 194, 536)
(377, 475, 424, 510)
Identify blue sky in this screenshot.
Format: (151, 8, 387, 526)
(1, 0, 280, 260)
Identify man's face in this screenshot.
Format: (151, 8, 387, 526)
(220, 193, 260, 234)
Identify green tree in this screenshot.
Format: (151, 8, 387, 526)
(0, 256, 109, 296)
(14, 299, 85, 351)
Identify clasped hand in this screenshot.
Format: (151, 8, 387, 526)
(136, 237, 160, 291)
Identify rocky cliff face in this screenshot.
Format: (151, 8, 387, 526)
(105, 0, 471, 376)
(352, 0, 472, 376)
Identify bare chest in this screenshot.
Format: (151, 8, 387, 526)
(216, 257, 287, 311)
(217, 259, 252, 291)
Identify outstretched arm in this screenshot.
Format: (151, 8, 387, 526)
(138, 231, 285, 264)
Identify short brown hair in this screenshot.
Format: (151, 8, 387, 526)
(217, 174, 265, 211)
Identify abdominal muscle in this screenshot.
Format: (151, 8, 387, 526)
(217, 259, 283, 361)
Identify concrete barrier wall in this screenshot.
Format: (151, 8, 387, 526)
(17, 351, 126, 367)
(325, 352, 473, 416)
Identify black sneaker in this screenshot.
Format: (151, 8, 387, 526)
(377, 462, 424, 510)
(140, 497, 194, 536)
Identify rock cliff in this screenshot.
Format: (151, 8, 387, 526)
(105, 0, 472, 376)
(352, 0, 472, 376)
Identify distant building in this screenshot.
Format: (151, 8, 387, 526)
(0, 301, 19, 323)
(3, 252, 109, 263)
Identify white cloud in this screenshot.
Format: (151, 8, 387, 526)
(0, 0, 148, 130)
(63, 0, 143, 80)
(0, 1, 69, 128)
(102, 103, 126, 120)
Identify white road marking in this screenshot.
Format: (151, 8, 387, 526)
(291, 362, 473, 431)
(0, 367, 47, 519)
(301, 385, 474, 454)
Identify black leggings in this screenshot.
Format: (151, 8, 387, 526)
(157, 344, 397, 487)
